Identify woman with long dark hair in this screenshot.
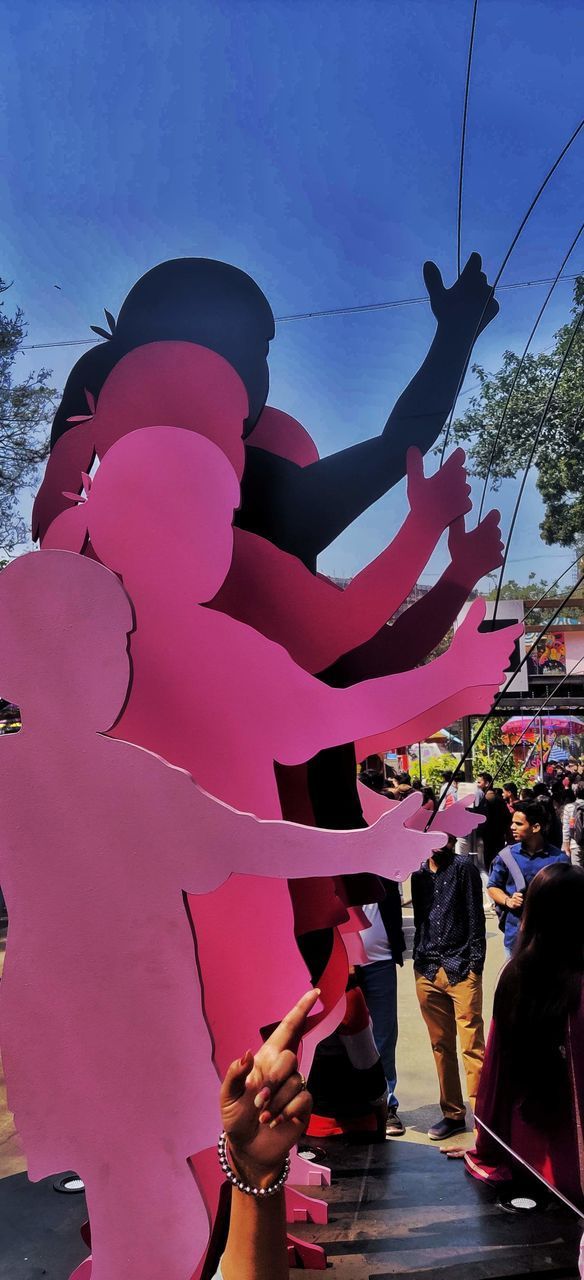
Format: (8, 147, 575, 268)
(464, 862, 584, 1211)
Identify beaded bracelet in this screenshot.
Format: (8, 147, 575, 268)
(218, 1131, 290, 1197)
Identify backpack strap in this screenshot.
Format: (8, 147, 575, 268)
(498, 846, 527, 892)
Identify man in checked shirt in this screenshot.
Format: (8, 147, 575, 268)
(411, 833, 486, 1141)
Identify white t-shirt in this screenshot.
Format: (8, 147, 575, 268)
(359, 903, 392, 964)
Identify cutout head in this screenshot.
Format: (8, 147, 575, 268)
(116, 259, 274, 433)
(50, 258, 275, 449)
(0, 551, 133, 732)
(87, 342, 249, 481)
(87, 427, 240, 603)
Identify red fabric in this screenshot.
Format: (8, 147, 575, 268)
(339, 987, 370, 1036)
(306, 1111, 377, 1138)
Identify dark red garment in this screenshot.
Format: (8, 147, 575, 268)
(465, 988, 584, 1209)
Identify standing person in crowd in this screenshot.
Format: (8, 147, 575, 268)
(411, 834, 486, 1141)
(439, 770, 458, 810)
(562, 780, 584, 867)
(502, 781, 518, 813)
(462, 864, 584, 1219)
(422, 786, 437, 815)
(520, 786, 534, 801)
(468, 770, 493, 861)
(358, 879, 407, 1137)
(472, 771, 492, 818)
(481, 788, 512, 873)
(487, 800, 569, 958)
(547, 780, 568, 847)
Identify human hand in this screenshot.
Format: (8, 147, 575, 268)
(220, 989, 317, 1188)
(448, 510, 504, 582)
(507, 891, 524, 910)
(423, 253, 499, 338)
(407, 446, 471, 531)
(448, 600, 522, 691)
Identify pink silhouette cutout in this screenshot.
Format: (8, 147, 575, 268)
(44, 424, 520, 1034)
(36, 347, 513, 1253)
(32, 342, 248, 543)
(0, 549, 450, 1280)
(357, 781, 487, 840)
(40, 342, 476, 677)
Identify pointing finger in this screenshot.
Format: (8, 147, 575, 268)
(263, 989, 321, 1055)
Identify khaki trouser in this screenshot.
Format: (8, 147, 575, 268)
(415, 967, 485, 1121)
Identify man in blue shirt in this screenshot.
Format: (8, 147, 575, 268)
(488, 799, 569, 954)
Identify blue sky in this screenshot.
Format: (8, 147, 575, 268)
(2, 0, 583, 587)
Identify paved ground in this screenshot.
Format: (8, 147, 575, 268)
(0, 907, 582, 1277)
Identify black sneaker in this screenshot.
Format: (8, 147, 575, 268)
(427, 1116, 466, 1141)
(386, 1107, 406, 1137)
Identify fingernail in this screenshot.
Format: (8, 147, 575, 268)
(269, 1116, 283, 1129)
(254, 1087, 271, 1109)
(240, 1051, 252, 1066)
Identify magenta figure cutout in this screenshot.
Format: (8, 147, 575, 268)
(40, 340, 480, 680)
(211, 444, 474, 675)
(357, 781, 487, 841)
(32, 341, 249, 542)
(34, 341, 515, 1264)
(0, 549, 451, 1280)
(44, 425, 520, 1063)
(39, 357, 513, 1109)
(44, 424, 519, 817)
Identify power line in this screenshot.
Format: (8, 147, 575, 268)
(491, 305, 584, 621)
(457, 0, 479, 277)
(477, 220, 584, 522)
(440, 117, 584, 462)
(17, 272, 582, 353)
(429, 567, 584, 816)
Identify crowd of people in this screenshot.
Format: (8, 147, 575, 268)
(309, 763, 584, 1219)
(209, 759, 584, 1278)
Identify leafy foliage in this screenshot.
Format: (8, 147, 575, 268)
(486, 572, 550, 601)
(0, 279, 57, 550)
(409, 752, 459, 793)
(449, 275, 584, 549)
(471, 717, 530, 788)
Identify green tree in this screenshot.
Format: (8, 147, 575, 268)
(485, 572, 550, 601)
(0, 279, 57, 550)
(449, 274, 584, 548)
(471, 717, 529, 788)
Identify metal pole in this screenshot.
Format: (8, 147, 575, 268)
(539, 714, 544, 782)
(462, 717, 473, 781)
(418, 741, 423, 784)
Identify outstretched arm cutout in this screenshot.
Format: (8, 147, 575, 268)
(248, 255, 498, 564)
(285, 601, 521, 767)
(326, 509, 504, 683)
(213, 448, 472, 674)
(166, 782, 443, 894)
